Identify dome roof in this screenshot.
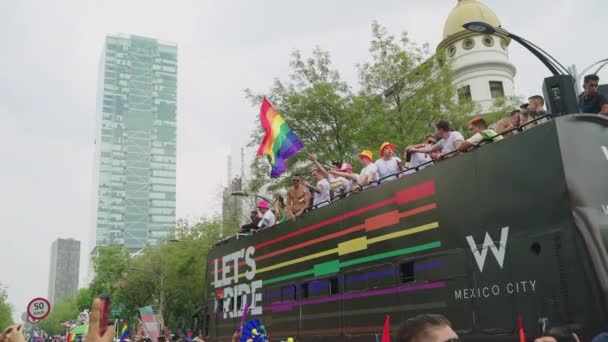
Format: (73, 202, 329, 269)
(443, 0, 501, 39)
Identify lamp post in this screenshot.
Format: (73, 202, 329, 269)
(463, 21, 579, 114)
(462, 21, 566, 76)
(230, 191, 272, 203)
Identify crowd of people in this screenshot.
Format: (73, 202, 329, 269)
(2, 311, 595, 342)
(239, 74, 608, 235)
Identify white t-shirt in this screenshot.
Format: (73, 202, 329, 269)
(258, 210, 276, 228)
(328, 175, 350, 196)
(375, 157, 402, 181)
(358, 163, 379, 189)
(438, 131, 465, 155)
(313, 178, 331, 207)
(410, 151, 432, 170)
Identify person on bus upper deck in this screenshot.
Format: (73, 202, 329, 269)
(273, 194, 289, 223)
(599, 102, 608, 117)
(458, 116, 503, 152)
(304, 168, 331, 208)
(396, 314, 458, 342)
(286, 174, 310, 220)
(239, 211, 260, 233)
(579, 74, 607, 114)
(407, 120, 464, 158)
(330, 150, 378, 190)
(308, 155, 349, 199)
(528, 95, 548, 117)
(329, 162, 357, 194)
(404, 134, 436, 175)
(375, 142, 403, 182)
(256, 200, 275, 230)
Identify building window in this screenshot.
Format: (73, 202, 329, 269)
(462, 38, 475, 50)
(500, 38, 508, 50)
(447, 45, 456, 57)
(458, 85, 472, 102)
(489, 81, 505, 98)
(329, 277, 340, 296)
(400, 261, 415, 284)
(301, 282, 309, 299)
(482, 35, 494, 47)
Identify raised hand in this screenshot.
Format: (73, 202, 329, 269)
(86, 299, 115, 342)
(1, 324, 26, 342)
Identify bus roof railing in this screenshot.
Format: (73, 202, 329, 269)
(215, 113, 555, 243)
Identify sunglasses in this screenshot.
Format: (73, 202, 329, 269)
(292, 179, 300, 182)
(426, 140, 436, 144)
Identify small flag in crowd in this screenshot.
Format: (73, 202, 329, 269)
(518, 316, 526, 342)
(381, 315, 391, 342)
(119, 321, 130, 342)
(67, 333, 75, 342)
(256, 98, 304, 178)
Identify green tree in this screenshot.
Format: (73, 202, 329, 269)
(76, 288, 93, 312)
(245, 48, 358, 193)
(39, 296, 78, 335)
(89, 246, 131, 298)
(0, 283, 13, 329)
(356, 21, 475, 148)
(101, 217, 224, 332)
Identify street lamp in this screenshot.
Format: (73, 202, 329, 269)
(130, 267, 165, 329)
(463, 21, 579, 114)
(230, 191, 272, 203)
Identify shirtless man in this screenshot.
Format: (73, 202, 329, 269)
(286, 174, 310, 220)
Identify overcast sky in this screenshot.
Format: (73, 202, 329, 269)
(1, 0, 605, 321)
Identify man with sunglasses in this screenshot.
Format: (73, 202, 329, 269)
(407, 120, 464, 159)
(396, 314, 458, 342)
(286, 174, 310, 220)
(405, 134, 437, 174)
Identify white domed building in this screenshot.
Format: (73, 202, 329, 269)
(438, 0, 517, 114)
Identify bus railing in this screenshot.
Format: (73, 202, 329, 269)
(216, 113, 555, 244)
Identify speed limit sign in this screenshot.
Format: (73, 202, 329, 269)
(27, 297, 51, 320)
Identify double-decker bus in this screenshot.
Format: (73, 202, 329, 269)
(202, 114, 608, 341)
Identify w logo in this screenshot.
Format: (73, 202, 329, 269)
(466, 227, 509, 272)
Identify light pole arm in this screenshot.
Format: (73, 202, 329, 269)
(500, 30, 561, 76)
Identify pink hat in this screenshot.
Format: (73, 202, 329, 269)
(257, 200, 270, 209)
(338, 163, 353, 172)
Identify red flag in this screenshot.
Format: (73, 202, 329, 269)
(381, 315, 391, 342)
(518, 316, 526, 342)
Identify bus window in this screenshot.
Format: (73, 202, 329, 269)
(281, 285, 296, 302)
(400, 261, 415, 283)
(301, 282, 309, 299)
(329, 277, 340, 295)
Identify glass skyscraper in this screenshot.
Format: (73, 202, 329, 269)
(91, 34, 177, 253)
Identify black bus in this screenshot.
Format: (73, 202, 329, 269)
(203, 114, 608, 341)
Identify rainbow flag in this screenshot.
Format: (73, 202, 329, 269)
(256, 98, 304, 178)
(119, 321, 129, 342)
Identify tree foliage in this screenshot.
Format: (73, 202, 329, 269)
(39, 296, 78, 335)
(0, 283, 13, 330)
(245, 22, 478, 193)
(89, 246, 131, 298)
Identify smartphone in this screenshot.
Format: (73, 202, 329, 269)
(98, 294, 111, 336)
